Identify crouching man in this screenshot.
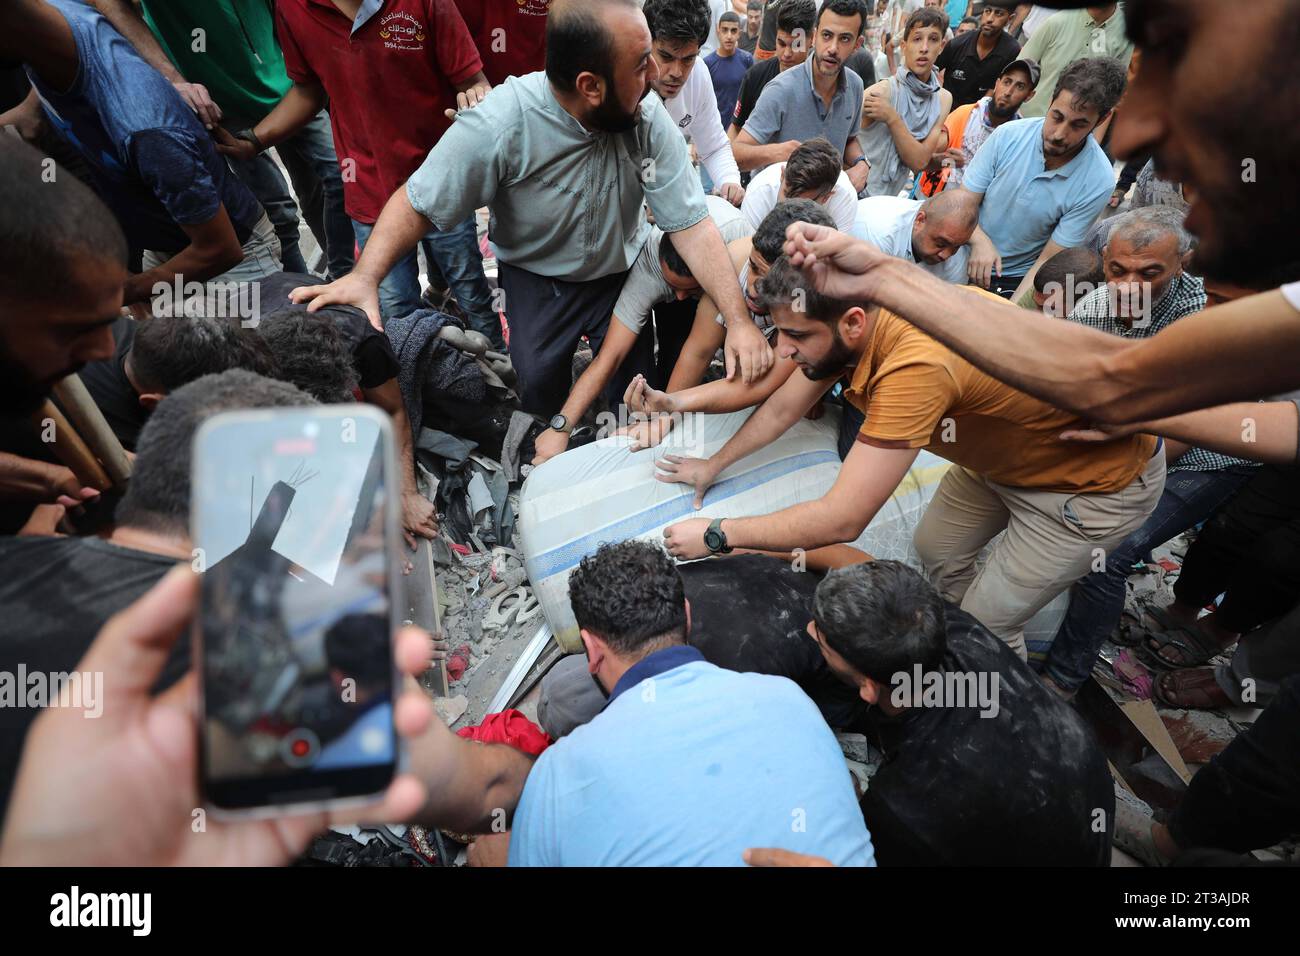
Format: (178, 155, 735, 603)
(807, 560, 1113, 866)
(660, 255, 1166, 658)
(488, 540, 876, 867)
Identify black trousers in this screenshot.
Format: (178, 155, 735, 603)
(1169, 675, 1300, 854)
(1175, 465, 1300, 633)
(649, 296, 700, 389)
(498, 262, 652, 417)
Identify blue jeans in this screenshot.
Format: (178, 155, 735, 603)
(1040, 466, 1255, 691)
(351, 216, 502, 350)
(227, 111, 354, 280)
(274, 111, 355, 280)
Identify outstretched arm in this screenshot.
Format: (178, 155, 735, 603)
(783, 222, 1300, 423)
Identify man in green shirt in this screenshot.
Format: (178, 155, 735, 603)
(88, 0, 354, 279)
(1018, 2, 1133, 118)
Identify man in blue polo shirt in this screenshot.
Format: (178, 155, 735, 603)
(960, 56, 1122, 300)
(506, 541, 875, 867)
(734, 0, 869, 184)
(1, 0, 277, 310)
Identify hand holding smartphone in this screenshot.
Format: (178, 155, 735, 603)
(192, 405, 405, 817)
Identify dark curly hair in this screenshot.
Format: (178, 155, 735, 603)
(130, 314, 280, 395)
(567, 541, 687, 656)
(643, 0, 711, 46)
(256, 309, 359, 403)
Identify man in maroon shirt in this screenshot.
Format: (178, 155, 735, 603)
(454, 0, 550, 86)
(218, 0, 502, 347)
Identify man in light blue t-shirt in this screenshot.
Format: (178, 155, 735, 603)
(504, 541, 876, 867)
(959, 56, 1123, 301)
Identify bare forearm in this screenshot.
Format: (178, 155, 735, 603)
(0, 453, 58, 499)
(722, 496, 861, 552)
(253, 83, 327, 149)
(88, 0, 183, 83)
(709, 377, 826, 472)
(123, 238, 242, 303)
(365, 383, 418, 492)
(1143, 401, 1299, 465)
(732, 138, 792, 171)
(885, 116, 939, 172)
(414, 735, 534, 833)
(665, 360, 795, 414)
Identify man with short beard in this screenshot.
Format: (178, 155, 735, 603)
(659, 255, 1166, 662)
(291, 0, 773, 423)
(919, 57, 1038, 194)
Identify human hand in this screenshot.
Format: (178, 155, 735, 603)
(743, 847, 835, 867)
(716, 181, 746, 207)
(966, 233, 1002, 289)
(846, 160, 869, 193)
(783, 222, 896, 303)
(724, 319, 774, 385)
(401, 490, 439, 551)
(531, 427, 570, 466)
(290, 272, 384, 330)
(654, 454, 719, 510)
(623, 374, 676, 416)
(663, 516, 713, 560)
(174, 81, 222, 129)
(444, 83, 492, 120)
(0, 567, 432, 866)
(212, 125, 258, 164)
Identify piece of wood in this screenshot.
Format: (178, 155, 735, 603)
(1120, 699, 1193, 783)
(29, 400, 111, 491)
(51, 374, 131, 487)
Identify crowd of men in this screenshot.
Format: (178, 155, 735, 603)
(1, 0, 1298, 869)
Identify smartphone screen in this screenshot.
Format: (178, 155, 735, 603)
(192, 405, 400, 814)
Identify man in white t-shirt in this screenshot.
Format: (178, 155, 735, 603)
(852, 191, 979, 283)
(741, 137, 860, 232)
(646, 0, 745, 206)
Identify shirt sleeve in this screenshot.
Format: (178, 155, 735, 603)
(274, 7, 317, 85)
(690, 76, 741, 187)
(742, 79, 783, 145)
(935, 35, 954, 72)
(354, 334, 402, 389)
(431, 0, 484, 86)
(733, 63, 764, 130)
(642, 100, 710, 233)
(406, 102, 506, 230)
(960, 123, 1001, 195)
(1019, 15, 1053, 65)
(829, 175, 859, 231)
(857, 355, 959, 447)
(506, 755, 560, 867)
(127, 128, 222, 228)
(611, 239, 665, 334)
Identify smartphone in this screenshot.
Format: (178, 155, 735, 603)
(191, 405, 404, 818)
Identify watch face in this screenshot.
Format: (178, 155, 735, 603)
(549, 414, 567, 431)
(704, 529, 722, 552)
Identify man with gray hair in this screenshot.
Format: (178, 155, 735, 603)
(1067, 206, 1203, 337)
(1040, 207, 1259, 699)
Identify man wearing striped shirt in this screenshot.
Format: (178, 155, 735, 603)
(1039, 207, 1259, 698)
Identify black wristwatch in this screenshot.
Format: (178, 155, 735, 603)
(703, 518, 733, 555)
(235, 128, 265, 154)
(548, 413, 570, 433)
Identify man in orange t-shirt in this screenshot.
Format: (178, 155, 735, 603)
(659, 254, 1165, 658)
